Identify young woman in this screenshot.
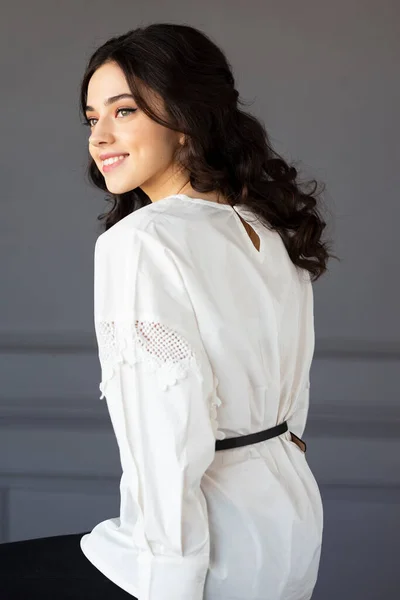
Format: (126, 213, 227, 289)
(1, 22, 337, 600)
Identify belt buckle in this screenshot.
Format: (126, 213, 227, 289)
(290, 431, 307, 453)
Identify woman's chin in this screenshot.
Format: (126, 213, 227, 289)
(106, 181, 134, 195)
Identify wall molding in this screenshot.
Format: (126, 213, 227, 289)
(1, 472, 399, 497)
(0, 332, 400, 359)
(0, 395, 399, 438)
(0, 331, 95, 354)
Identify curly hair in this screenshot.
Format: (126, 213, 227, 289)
(79, 22, 339, 281)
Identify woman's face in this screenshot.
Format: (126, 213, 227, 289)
(85, 61, 185, 200)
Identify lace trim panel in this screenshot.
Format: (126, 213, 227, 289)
(95, 319, 225, 440)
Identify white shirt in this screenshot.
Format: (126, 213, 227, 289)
(80, 193, 323, 600)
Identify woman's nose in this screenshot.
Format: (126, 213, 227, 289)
(89, 130, 115, 146)
(88, 120, 116, 145)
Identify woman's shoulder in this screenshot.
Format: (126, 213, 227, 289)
(96, 205, 169, 247)
(95, 206, 193, 274)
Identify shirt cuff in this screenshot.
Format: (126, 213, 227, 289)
(137, 552, 209, 600)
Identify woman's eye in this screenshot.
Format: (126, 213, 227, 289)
(117, 108, 136, 118)
(84, 108, 136, 127)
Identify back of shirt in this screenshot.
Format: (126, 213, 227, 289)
(141, 194, 314, 442)
(81, 193, 322, 600)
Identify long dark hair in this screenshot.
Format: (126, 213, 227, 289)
(79, 22, 338, 281)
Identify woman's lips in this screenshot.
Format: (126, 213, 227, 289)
(102, 155, 129, 173)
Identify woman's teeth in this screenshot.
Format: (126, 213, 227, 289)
(103, 155, 127, 166)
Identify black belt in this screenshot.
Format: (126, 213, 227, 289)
(215, 421, 290, 451)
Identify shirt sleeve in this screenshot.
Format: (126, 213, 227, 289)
(93, 225, 219, 600)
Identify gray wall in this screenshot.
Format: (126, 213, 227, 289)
(1, 1, 399, 598)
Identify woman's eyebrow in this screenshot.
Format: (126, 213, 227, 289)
(85, 93, 135, 112)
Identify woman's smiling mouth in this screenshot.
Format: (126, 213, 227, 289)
(101, 154, 129, 173)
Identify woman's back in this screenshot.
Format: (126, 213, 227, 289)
(152, 195, 315, 441)
(80, 194, 323, 600)
(148, 194, 323, 599)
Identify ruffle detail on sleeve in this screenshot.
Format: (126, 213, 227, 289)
(210, 374, 226, 441)
(96, 319, 226, 441)
(96, 320, 199, 399)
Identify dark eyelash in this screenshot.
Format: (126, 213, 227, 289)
(81, 107, 137, 127)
